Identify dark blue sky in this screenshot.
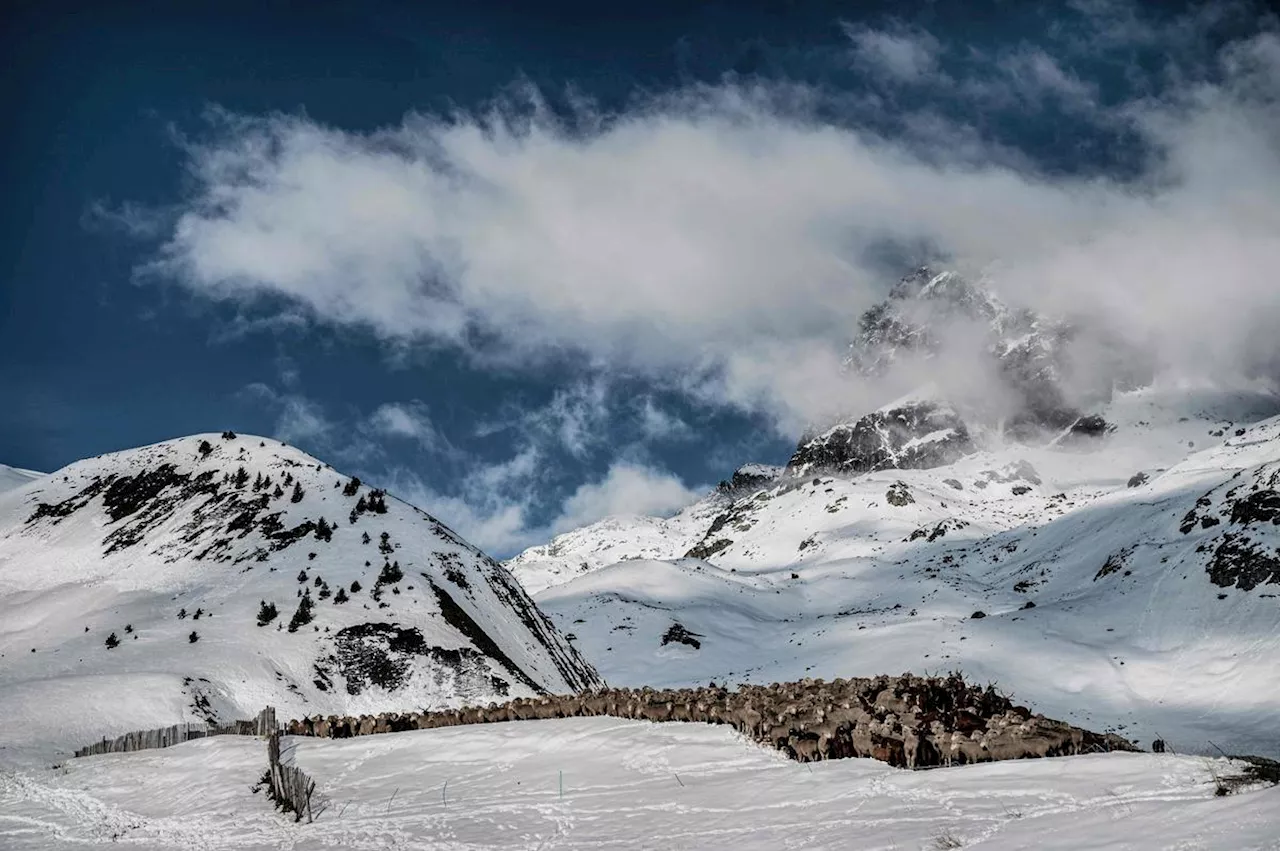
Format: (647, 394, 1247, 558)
(2, 0, 1271, 553)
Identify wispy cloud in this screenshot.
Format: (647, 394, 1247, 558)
(238, 377, 707, 555)
(841, 20, 944, 83)
(551, 462, 702, 533)
(240, 382, 336, 444)
(134, 6, 1280, 439)
(366, 401, 448, 452)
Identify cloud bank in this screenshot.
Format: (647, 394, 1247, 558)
(146, 11, 1280, 434)
(124, 2, 1280, 552)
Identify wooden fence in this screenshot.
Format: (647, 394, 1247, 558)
(266, 732, 318, 823)
(74, 706, 278, 758)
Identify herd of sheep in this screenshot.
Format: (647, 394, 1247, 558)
(285, 673, 1136, 768)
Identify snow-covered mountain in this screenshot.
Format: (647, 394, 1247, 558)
(0, 463, 42, 494)
(846, 266, 1142, 433)
(787, 267, 1145, 476)
(515, 385, 1280, 757)
(0, 433, 600, 760)
(505, 463, 784, 595)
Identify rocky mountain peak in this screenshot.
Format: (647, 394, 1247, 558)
(789, 266, 1128, 479)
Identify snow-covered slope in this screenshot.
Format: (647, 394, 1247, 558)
(0, 433, 599, 761)
(0, 463, 42, 494)
(504, 509, 712, 597)
(3, 720, 1276, 849)
(531, 386, 1280, 757)
(505, 463, 783, 595)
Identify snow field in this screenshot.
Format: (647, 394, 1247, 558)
(2, 718, 1278, 850)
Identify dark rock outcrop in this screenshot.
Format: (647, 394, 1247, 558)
(716, 465, 782, 497)
(788, 402, 976, 476)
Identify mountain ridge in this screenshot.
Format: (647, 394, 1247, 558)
(0, 431, 600, 761)
(512, 385, 1280, 756)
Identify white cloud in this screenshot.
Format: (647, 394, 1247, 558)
(635, 398, 693, 442)
(526, 379, 612, 458)
(240, 383, 335, 444)
(146, 23, 1280, 436)
(235, 380, 709, 555)
(383, 467, 536, 556)
(551, 462, 703, 533)
(377, 452, 703, 557)
(842, 21, 944, 83)
(990, 48, 1097, 110)
(367, 401, 446, 451)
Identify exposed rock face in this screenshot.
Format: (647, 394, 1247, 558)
(717, 464, 783, 497)
(1174, 465, 1280, 591)
(660, 623, 703, 650)
(284, 673, 1137, 770)
(850, 267, 1086, 434)
(792, 266, 1144, 473)
(848, 268, 1007, 376)
(320, 623, 505, 697)
(788, 401, 976, 476)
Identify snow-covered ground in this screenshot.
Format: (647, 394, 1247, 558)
(2, 718, 1277, 850)
(505, 496, 731, 596)
(520, 386, 1280, 757)
(0, 464, 42, 495)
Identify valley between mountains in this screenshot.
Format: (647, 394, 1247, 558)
(2, 270, 1278, 849)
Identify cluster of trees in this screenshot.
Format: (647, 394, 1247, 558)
(348, 488, 389, 523)
(287, 593, 314, 633)
(257, 601, 279, 626)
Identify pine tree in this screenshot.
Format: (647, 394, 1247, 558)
(104, 632, 120, 649)
(273, 484, 284, 499)
(177, 608, 187, 619)
(198, 439, 213, 458)
(343, 477, 361, 497)
(297, 569, 308, 583)
(291, 481, 304, 503)
(350, 580, 362, 594)
(287, 593, 314, 633)
(233, 467, 249, 489)
(379, 532, 393, 554)
(362, 531, 371, 545)
(378, 560, 403, 586)
(257, 600, 278, 626)
(188, 631, 199, 643)
(315, 517, 333, 542)
(333, 587, 349, 604)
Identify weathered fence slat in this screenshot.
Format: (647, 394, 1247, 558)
(266, 732, 317, 823)
(73, 707, 280, 758)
